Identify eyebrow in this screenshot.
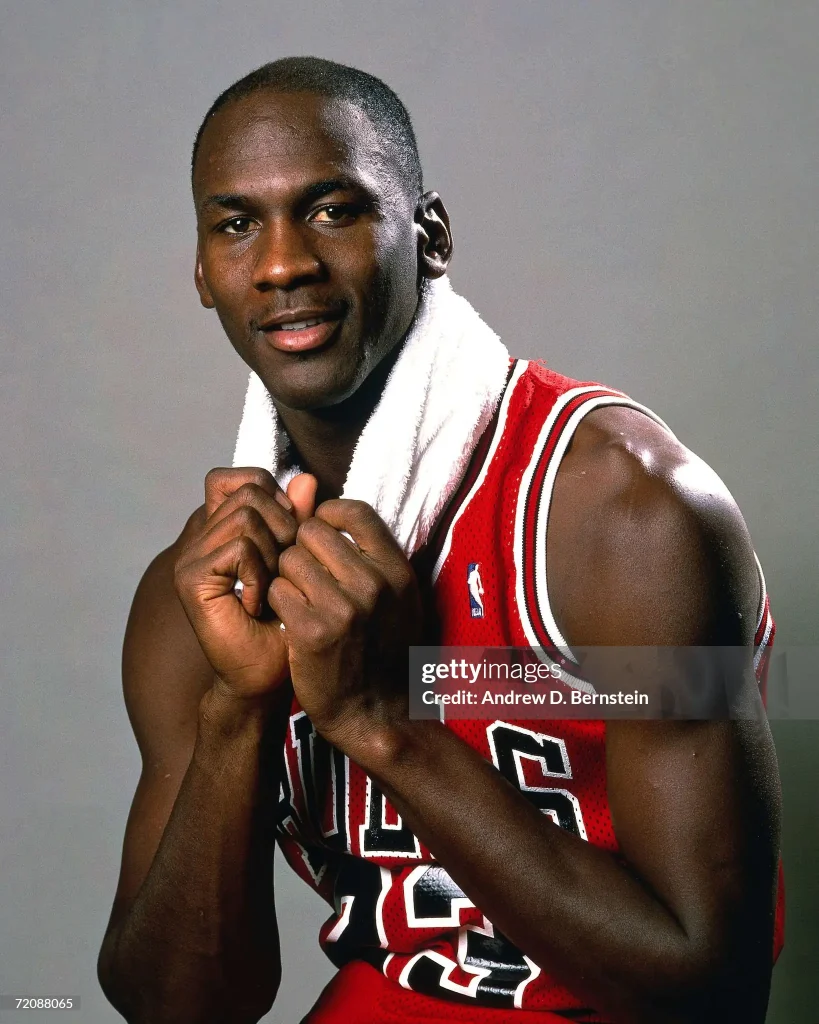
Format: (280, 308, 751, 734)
(198, 179, 373, 216)
(198, 193, 254, 214)
(300, 178, 366, 203)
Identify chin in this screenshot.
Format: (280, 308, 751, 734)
(262, 358, 368, 413)
(281, 334, 393, 412)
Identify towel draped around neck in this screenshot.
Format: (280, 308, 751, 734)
(233, 276, 511, 555)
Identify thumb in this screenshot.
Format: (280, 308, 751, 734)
(287, 473, 319, 525)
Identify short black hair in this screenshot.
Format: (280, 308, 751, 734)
(191, 56, 423, 199)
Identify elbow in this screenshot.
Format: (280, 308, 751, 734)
(97, 930, 280, 1024)
(642, 938, 773, 1024)
(97, 928, 135, 1021)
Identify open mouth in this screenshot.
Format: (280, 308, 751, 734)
(261, 313, 344, 353)
(268, 316, 334, 332)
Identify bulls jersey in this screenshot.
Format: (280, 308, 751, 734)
(277, 360, 782, 1023)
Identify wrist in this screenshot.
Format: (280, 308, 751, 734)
(199, 677, 290, 738)
(329, 711, 435, 777)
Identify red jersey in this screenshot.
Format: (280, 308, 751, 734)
(277, 360, 782, 1022)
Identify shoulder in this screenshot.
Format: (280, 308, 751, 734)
(547, 405, 761, 647)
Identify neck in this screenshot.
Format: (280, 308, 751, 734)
(276, 342, 403, 502)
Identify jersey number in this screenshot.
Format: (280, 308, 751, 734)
(324, 722, 587, 1006)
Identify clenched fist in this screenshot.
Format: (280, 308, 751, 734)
(266, 499, 423, 748)
(174, 467, 317, 702)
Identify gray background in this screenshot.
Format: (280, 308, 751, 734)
(2, 1, 817, 1021)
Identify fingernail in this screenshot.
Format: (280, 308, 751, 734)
(276, 491, 294, 511)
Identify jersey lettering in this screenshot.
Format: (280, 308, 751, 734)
(460, 922, 541, 1008)
(404, 864, 475, 927)
(401, 865, 539, 1006)
(288, 712, 351, 852)
(323, 857, 391, 968)
(487, 722, 587, 839)
(360, 776, 422, 857)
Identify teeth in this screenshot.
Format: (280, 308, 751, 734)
(278, 318, 326, 331)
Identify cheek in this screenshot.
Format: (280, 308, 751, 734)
(204, 260, 249, 321)
(204, 263, 253, 349)
(364, 225, 419, 300)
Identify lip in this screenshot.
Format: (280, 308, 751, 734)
(258, 309, 345, 353)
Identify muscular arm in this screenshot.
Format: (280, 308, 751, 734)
(97, 509, 288, 1024)
(324, 410, 781, 1023)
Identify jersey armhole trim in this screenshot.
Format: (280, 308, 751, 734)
(516, 392, 676, 684)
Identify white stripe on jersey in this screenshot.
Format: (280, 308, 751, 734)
(754, 551, 768, 632)
(514, 389, 674, 689)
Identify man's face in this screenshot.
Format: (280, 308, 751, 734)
(193, 90, 423, 411)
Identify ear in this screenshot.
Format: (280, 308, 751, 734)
(416, 192, 453, 282)
(194, 244, 215, 309)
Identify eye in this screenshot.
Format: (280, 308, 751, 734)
(309, 204, 358, 225)
(220, 216, 256, 235)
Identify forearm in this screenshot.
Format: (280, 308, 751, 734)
(344, 719, 768, 1024)
(100, 687, 288, 1024)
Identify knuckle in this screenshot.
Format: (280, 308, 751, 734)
(278, 545, 300, 575)
(232, 503, 261, 532)
(267, 576, 286, 601)
(233, 534, 258, 562)
(278, 519, 299, 547)
(206, 467, 275, 500)
(204, 466, 228, 486)
(357, 571, 383, 610)
(346, 499, 373, 522)
(304, 617, 333, 652)
(233, 482, 262, 505)
(204, 466, 234, 497)
(334, 600, 358, 631)
(296, 518, 322, 545)
(238, 467, 276, 489)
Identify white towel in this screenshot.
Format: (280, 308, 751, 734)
(232, 276, 510, 556)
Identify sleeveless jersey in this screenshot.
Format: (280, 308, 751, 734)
(276, 360, 783, 1023)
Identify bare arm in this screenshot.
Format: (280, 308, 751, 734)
(348, 717, 778, 1023)
(270, 410, 781, 1023)
(99, 469, 311, 1024)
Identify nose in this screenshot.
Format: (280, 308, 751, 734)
(252, 219, 325, 291)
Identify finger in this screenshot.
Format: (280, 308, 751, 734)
(204, 482, 299, 550)
(314, 499, 402, 561)
(277, 543, 344, 608)
(205, 466, 293, 519)
(195, 505, 283, 579)
(287, 473, 319, 525)
(267, 574, 311, 628)
(176, 534, 272, 619)
(296, 520, 386, 614)
(296, 517, 384, 595)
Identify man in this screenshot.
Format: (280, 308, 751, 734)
(97, 58, 782, 1024)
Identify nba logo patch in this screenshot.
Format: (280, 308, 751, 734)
(467, 562, 485, 618)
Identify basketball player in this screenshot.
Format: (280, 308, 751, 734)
(98, 59, 782, 1024)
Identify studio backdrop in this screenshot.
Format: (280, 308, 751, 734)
(2, 2, 817, 1021)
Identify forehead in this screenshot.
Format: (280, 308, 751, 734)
(193, 91, 393, 200)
